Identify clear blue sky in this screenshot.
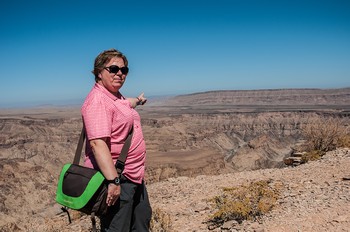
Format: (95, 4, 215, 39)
(1, 0, 349, 108)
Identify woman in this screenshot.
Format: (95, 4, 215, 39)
(81, 48, 152, 231)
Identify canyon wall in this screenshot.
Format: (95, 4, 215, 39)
(1, 88, 350, 228)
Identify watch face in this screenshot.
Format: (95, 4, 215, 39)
(107, 177, 120, 185)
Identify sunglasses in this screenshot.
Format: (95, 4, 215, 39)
(104, 65, 129, 75)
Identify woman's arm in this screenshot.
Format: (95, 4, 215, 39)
(89, 138, 120, 206)
(127, 93, 147, 108)
(90, 138, 118, 179)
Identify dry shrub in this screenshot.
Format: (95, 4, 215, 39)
(301, 150, 324, 163)
(206, 180, 281, 229)
(301, 117, 350, 162)
(150, 207, 172, 232)
(337, 133, 350, 148)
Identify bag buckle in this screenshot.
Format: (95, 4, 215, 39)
(116, 160, 125, 174)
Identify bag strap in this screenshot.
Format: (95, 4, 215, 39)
(72, 124, 134, 175)
(73, 127, 86, 165)
(115, 127, 133, 175)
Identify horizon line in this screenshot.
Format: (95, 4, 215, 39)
(1, 86, 349, 110)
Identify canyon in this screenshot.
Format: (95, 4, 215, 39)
(0, 87, 349, 231)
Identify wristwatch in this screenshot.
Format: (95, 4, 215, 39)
(106, 176, 120, 186)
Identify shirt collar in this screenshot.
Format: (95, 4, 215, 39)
(94, 83, 123, 101)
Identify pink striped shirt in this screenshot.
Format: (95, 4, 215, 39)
(81, 83, 146, 184)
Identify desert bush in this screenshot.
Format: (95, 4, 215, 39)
(206, 180, 281, 229)
(337, 133, 350, 148)
(301, 150, 324, 163)
(150, 207, 172, 232)
(301, 117, 350, 162)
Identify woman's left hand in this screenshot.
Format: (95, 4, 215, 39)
(136, 93, 147, 105)
(106, 183, 121, 206)
(128, 93, 147, 108)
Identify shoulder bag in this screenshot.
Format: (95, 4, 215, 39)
(56, 125, 133, 230)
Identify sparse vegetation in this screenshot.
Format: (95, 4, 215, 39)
(301, 117, 350, 162)
(150, 207, 172, 232)
(300, 150, 323, 163)
(206, 180, 281, 229)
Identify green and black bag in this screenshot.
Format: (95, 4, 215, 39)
(56, 126, 133, 230)
(56, 163, 107, 215)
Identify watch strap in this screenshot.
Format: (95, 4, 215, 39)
(106, 176, 120, 185)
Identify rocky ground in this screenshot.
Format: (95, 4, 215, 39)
(3, 148, 348, 232)
(148, 148, 350, 232)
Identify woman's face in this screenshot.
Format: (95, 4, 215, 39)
(98, 57, 127, 94)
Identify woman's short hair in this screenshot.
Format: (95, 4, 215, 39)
(92, 48, 128, 82)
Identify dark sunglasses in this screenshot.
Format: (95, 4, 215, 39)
(104, 65, 129, 75)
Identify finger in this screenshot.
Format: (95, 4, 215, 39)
(138, 93, 144, 99)
(107, 195, 113, 205)
(108, 198, 115, 206)
(107, 198, 111, 206)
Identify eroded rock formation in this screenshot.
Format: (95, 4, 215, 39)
(1, 88, 350, 230)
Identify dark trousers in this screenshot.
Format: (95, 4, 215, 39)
(100, 176, 152, 232)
